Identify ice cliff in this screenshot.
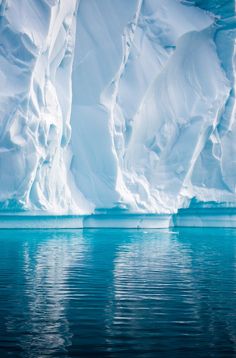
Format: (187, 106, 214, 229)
(0, 0, 235, 214)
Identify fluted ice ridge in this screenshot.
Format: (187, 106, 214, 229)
(0, 0, 235, 214)
(0, 0, 91, 213)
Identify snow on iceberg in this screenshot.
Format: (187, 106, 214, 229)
(0, 0, 90, 213)
(0, 0, 235, 214)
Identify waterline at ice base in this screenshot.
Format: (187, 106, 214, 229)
(0, 0, 235, 227)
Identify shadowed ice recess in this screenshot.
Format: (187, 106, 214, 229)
(0, 228, 235, 357)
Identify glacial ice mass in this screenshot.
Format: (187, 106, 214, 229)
(0, 0, 235, 215)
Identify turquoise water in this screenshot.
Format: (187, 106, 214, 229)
(0, 228, 235, 357)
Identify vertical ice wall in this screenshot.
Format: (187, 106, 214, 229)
(184, 0, 236, 207)
(0, 0, 89, 213)
(71, 0, 234, 213)
(0, 0, 235, 214)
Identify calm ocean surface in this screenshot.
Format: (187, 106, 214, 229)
(0, 228, 235, 357)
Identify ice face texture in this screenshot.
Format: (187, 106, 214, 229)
(0, 0, 235, 214)
(0, 0, 90, 213)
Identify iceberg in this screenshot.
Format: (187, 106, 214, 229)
(0, 0, 84, 213)
(0, 0, 235, 217)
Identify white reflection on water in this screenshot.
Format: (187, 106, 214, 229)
(19, 231, 87, 357)
(104, 229, 236, 353)
(103, 231, 201, 350)
(1, 228, 236, 357)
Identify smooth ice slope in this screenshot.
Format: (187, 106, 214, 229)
(0, 0, 235, 214)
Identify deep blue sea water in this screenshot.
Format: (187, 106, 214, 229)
(0, 228, 235, 358)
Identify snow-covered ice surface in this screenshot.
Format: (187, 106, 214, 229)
(0, 0, 89, 213)
(0, 0, 235, 215)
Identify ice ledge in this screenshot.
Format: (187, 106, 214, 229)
(1, 208, 236, 229)
(83, 214, 172, 229)
(0, 215, 84, 229)
(0, 214, 172, 229)
(173, 208, 236, 228)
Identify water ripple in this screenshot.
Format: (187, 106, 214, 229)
(0, 228, 235, 357)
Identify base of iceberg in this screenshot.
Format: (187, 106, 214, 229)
(83, 214, 172, 229)
(0, 215, 84, 229)
(173, 208, 236, 228)
(1, 209, 236, 229)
